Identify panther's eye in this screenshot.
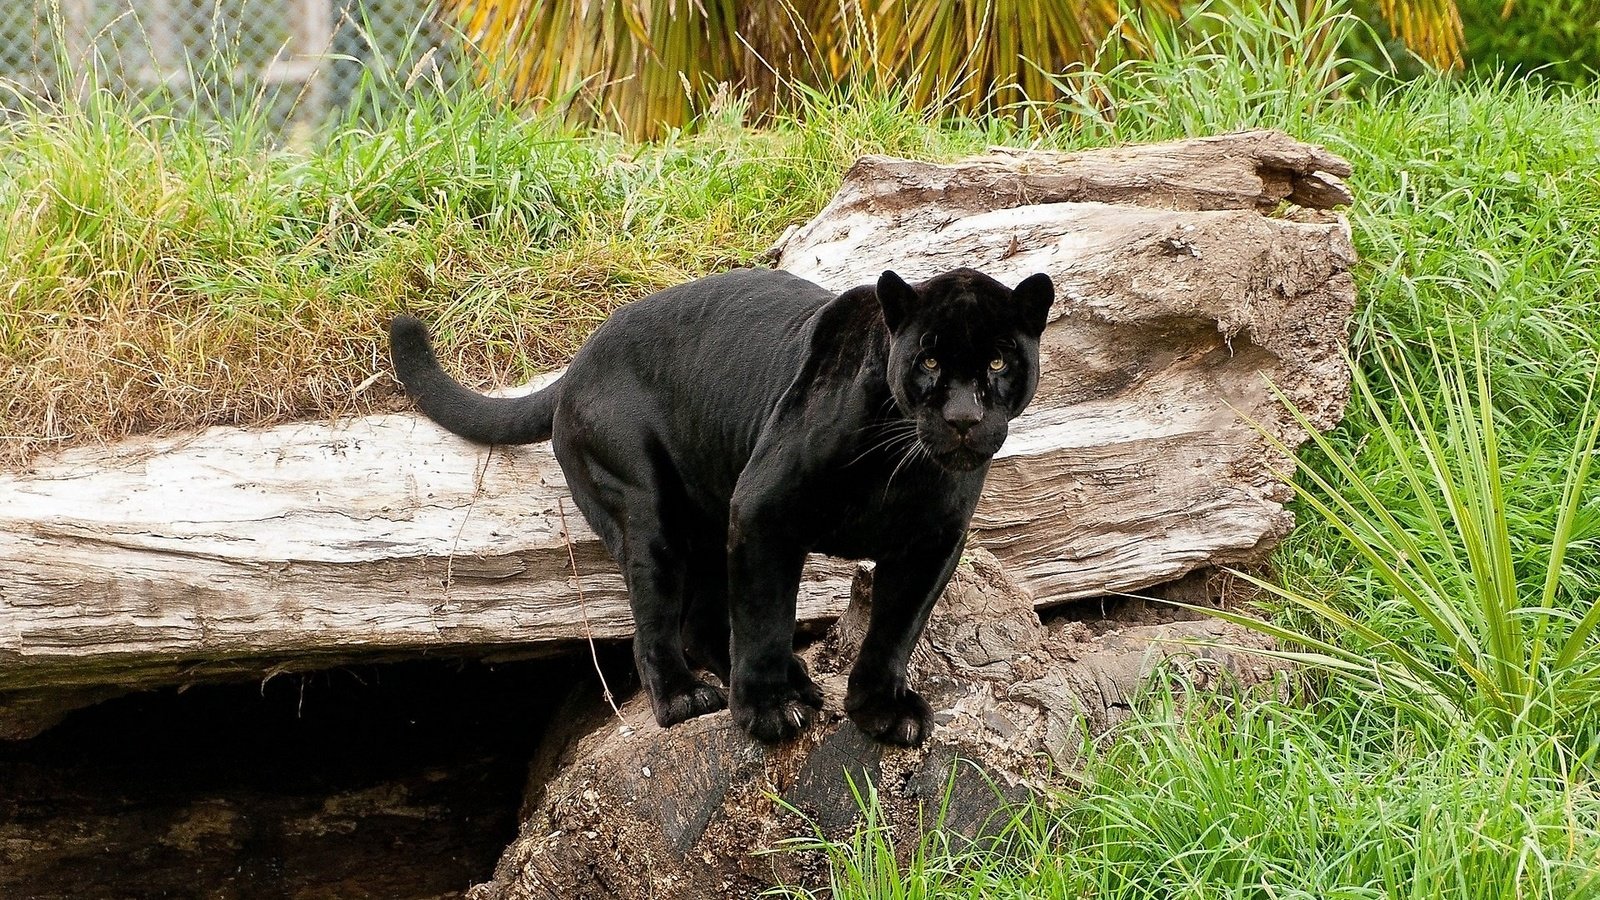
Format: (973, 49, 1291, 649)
(989, 357, 1007, 372)
(921, 357, 939, 372)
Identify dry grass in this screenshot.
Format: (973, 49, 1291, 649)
(1, 230, 749, 464)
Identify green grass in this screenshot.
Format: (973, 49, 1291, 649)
(0, 71, 980, 460)
(796, 690, 1600, 900)
(1208, 336, 1600, 756)
(5, 1, 1600, 895)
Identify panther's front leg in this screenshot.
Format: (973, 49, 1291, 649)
(845, 533, 966, 747)
(725, 494, 825, 743)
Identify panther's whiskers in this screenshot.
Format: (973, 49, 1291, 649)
(884, 436, 927, 495)
(848, 421, 919, 466)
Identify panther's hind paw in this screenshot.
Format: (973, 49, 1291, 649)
(652, 681, 728, 727)
(789, 655, 825, 710)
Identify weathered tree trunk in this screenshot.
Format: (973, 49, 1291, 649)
(466, 552, 1288, 900)
(0, 130, 1354, 740)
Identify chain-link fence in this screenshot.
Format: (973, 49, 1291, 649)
(1, 0, 452, 128)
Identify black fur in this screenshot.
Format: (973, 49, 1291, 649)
(390, 266, 1053, 746)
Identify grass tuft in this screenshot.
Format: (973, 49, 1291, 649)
(1200, 336, 1600, 759)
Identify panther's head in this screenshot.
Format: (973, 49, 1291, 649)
(877, 267, 1054, 472)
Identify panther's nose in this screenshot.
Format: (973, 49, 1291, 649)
(946, 411, 981, 434)
(942, 388, 983, 434)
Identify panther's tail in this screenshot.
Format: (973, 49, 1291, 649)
(388, 315, 557, 445)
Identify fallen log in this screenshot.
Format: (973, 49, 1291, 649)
(0, 130, 1354, 738)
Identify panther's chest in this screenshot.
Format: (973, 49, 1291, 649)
(805, 468, 981, 561)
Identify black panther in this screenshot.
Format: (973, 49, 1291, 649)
(389, 266, 1052, 746)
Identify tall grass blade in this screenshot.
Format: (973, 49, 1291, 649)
(1212, 336, 1600, 749)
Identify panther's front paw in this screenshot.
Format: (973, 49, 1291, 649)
(845, 685, 933, 747)
(732, 687, 818, 743)
(651, 680, 728, 728)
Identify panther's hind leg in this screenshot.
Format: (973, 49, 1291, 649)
(555, 435, 725, 728)
(681, 541, 732, 686)
(681, 537, 821, 710)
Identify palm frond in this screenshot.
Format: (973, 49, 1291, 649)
(1373, 0, 1465, 68)
(436, 0, 1465, 138)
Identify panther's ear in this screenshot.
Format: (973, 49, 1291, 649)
(876, 270, 917, 332)
(1014, 272, 1054, 336)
